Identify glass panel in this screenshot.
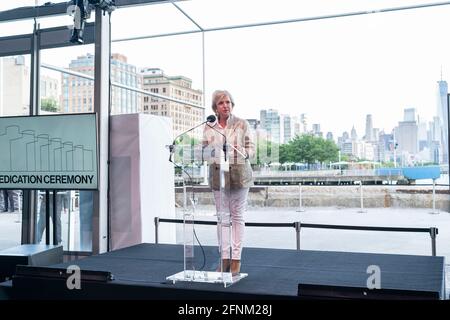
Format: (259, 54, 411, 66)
(111, 34, 204, 135)
(0, 54, 30, 250)
(0, 1, 67, 13)
(0, 1, 43, 13)
(35, 45, 95, 252)
(111, 3, 196, 40)
(38, 14, 92, 30)
(35, 190, 92, 252)
(0, 20, 34, 37)
(179, 0, 444, 29)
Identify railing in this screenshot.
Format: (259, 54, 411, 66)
(174, 168, 410, 185)
(154, 217, 438, 256)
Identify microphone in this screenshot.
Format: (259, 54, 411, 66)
(206, 114, 216, 123)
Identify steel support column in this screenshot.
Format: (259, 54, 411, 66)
(92, 8, 111, 254)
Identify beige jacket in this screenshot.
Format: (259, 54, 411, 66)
(202, 114, 255, 190)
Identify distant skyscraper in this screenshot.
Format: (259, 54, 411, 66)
(404, 108, 416, 122)
(342, 131, 349, 140)
(436, 79, 448, 163)
(300, 113, 307, 133)
(291, 116, 301, 138)
(396, 119, 418, 154)
(429, 116, 442, 163)
(417, 121, 428, 152)
(365, 114, 373, 141)
(260, 109, 280, 144)
(312, 123, 321, 137)
(280, 114, 294, 143)
(372, 128, 380, 142)
(326, 132, 333, 141)
(351, 126, 357, 140)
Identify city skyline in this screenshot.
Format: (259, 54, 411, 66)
(2, 52, 445, 143)
(2, 1, 450, 139)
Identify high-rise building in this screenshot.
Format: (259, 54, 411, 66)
(351, 126, 357, 140)
(280, 114, 293, 143)
(62, 53, 141, 114)
(326, 132, 333, 141)
(300, 113, 307, 133)
(291, 116, 301, 138)
(417, 120, 428, 152)
(342, 131, 349, 140)
(372, 128, 380, 142)
(378, 132, 394, 162)
(429, 116, 442, 163)
(365, 114, 373, 141)
(260, 109, 280, 144)
(0, 56, 29, 116)
(141, 67, 203, 139)
(404, 108, 416, 122)
(312, 123, 322, 138)
(436, 80, 448, 163)
(312, 123, 320, 134)
(395, 119, 418, 155)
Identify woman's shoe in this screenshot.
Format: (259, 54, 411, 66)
(230, 259, 241, 275)
(216, 259, 231, 272)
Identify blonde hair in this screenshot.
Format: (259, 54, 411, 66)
(211, 90, 235, 113)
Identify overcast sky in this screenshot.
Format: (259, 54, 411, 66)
(3, 0, 450, 139)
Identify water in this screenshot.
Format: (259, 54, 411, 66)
(416, 173, 448, 185)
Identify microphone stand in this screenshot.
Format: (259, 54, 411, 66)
(168, 120, 208, 163)
(166, 119, 210, 275)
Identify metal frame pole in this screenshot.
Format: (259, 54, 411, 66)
(358, 181, 366, 213)
(154, 217, 159, 244)
(430, 178, 439, 214)
(295, 221, 301, 250)
(430, 227, 437, 256)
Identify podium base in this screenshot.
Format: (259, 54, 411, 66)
(166, 270, 248, 288)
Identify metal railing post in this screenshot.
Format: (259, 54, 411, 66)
(357, 181, 366, 213)
(295, 221, 301, 250)
(154, 217, 160, 244)
(296, 183, 305, 212)
(430, 227, 438, 256)
(183, 182, 187, 211)
(430, 179, 439, 214)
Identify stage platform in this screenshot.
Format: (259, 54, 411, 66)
(10, 243, 446, 300)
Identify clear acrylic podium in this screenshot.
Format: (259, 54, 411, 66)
(166, 142, 248, 287)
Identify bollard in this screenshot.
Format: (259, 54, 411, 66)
(296, 183, 305, 212)
(357, 181, 366, 213)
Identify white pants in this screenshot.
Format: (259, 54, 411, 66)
(213, 188, 249, 260)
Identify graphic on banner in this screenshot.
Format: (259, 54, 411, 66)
(0, 114, 97, 190)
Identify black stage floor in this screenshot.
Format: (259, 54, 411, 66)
(11, 243, 446, 300)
